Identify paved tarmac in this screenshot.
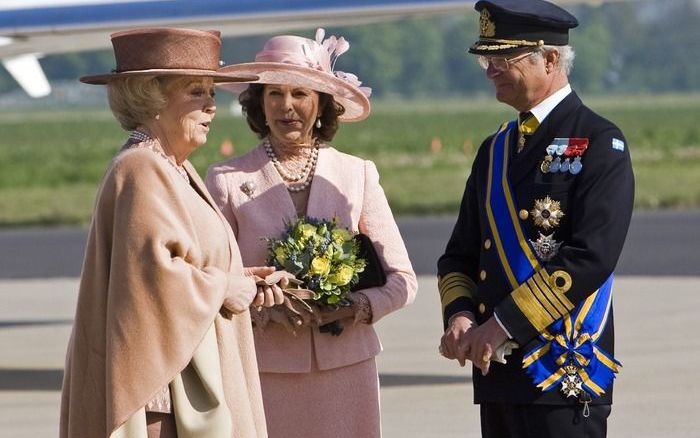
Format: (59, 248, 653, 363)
(1, 275, 698, 437)
(2, 210, 699, 279)
(1, 209, 697, 436)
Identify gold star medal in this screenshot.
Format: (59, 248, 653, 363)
(530, 196, 564, 230)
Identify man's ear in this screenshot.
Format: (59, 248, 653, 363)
(545, 49, 560, 73)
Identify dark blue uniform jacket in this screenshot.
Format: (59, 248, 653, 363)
(438, 91, 634, 404)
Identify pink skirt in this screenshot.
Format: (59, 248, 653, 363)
(260, 358, 381, 438)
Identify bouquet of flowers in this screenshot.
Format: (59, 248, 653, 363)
(266, 217, 366, 307)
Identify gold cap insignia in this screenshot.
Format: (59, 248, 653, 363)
(479, 9, 496, 37)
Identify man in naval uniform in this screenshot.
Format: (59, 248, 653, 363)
(437, 0, 634, 436)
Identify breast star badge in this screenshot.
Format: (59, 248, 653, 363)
(529, 233, 562, 261)
(530, 196, 564, 230)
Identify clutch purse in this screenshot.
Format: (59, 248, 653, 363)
(352, 233, 387, 291)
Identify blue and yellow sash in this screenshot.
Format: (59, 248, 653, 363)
(484, 121, 620, 398)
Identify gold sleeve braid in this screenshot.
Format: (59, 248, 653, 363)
(511, 269, 574, 332)
(438, 272, 477, 313)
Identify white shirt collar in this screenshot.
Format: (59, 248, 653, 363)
(528, 84, 572, 124)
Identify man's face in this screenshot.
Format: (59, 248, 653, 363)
(484, 50, 549, 112)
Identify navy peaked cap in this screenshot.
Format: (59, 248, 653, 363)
(469, 0, 579, 55)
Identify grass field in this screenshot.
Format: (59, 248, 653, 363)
(1, 94, 699, 226)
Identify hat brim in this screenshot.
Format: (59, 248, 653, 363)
(80, 69, 258, 85)
(216, 62, 370, 122)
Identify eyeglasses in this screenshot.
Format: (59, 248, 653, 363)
(477, 51, 538, 71)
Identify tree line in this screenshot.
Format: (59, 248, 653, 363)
(0, 0, 697, 98)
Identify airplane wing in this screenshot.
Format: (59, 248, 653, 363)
(1, 54, 51, 97)
(0, 0, 474, 97)
(0, 0, 634, 97)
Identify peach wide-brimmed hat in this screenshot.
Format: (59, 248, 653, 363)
(80, 28, 257, 85)
(218, 28, 372, 122)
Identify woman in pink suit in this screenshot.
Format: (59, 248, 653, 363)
(205, 29, 417, 438)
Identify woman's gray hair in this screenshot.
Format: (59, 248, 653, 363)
(107, 76, 191, 131)
(536, 45, 575, 75)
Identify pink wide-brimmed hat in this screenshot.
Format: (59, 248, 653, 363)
(80, 28, 257, 85)
(218, 28, 372, 122)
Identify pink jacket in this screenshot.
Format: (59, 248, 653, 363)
(206, 144, 417, 372)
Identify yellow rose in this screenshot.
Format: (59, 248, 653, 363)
(310, 256, 331, 276)
(335, 264, 355, 286)
(300, 223, 317, 239)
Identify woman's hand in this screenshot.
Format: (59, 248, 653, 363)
(245, 266, 285, 308)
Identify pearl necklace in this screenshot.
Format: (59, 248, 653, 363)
(264, 137, 320, 192)
(129, 130, 190, 183)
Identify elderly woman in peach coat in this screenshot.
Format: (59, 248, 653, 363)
(205, 29, 417, 438)
(60, 28, 277, 438)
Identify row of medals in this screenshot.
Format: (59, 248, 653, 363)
(540, 143, 583, 174)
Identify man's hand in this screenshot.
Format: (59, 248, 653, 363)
(461, 316, 508, 376)
(439, 311, 477, 367)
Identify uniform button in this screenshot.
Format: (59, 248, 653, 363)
(484, 238, 492, 250)
(478, 303, 486, 314)
(519, 209, 529, 220)
(480, 270, 487, 281)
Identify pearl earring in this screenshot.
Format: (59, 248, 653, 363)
(155, 114, 160, 121)
(315, 118, 322, 129)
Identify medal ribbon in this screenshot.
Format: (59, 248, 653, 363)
(484, 121, 620, 398)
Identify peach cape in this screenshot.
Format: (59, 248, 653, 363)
(60, 145, 266, 437)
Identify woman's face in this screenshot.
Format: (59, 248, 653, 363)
(262, 84, 319, 145)
(157, 77, 216, 154)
